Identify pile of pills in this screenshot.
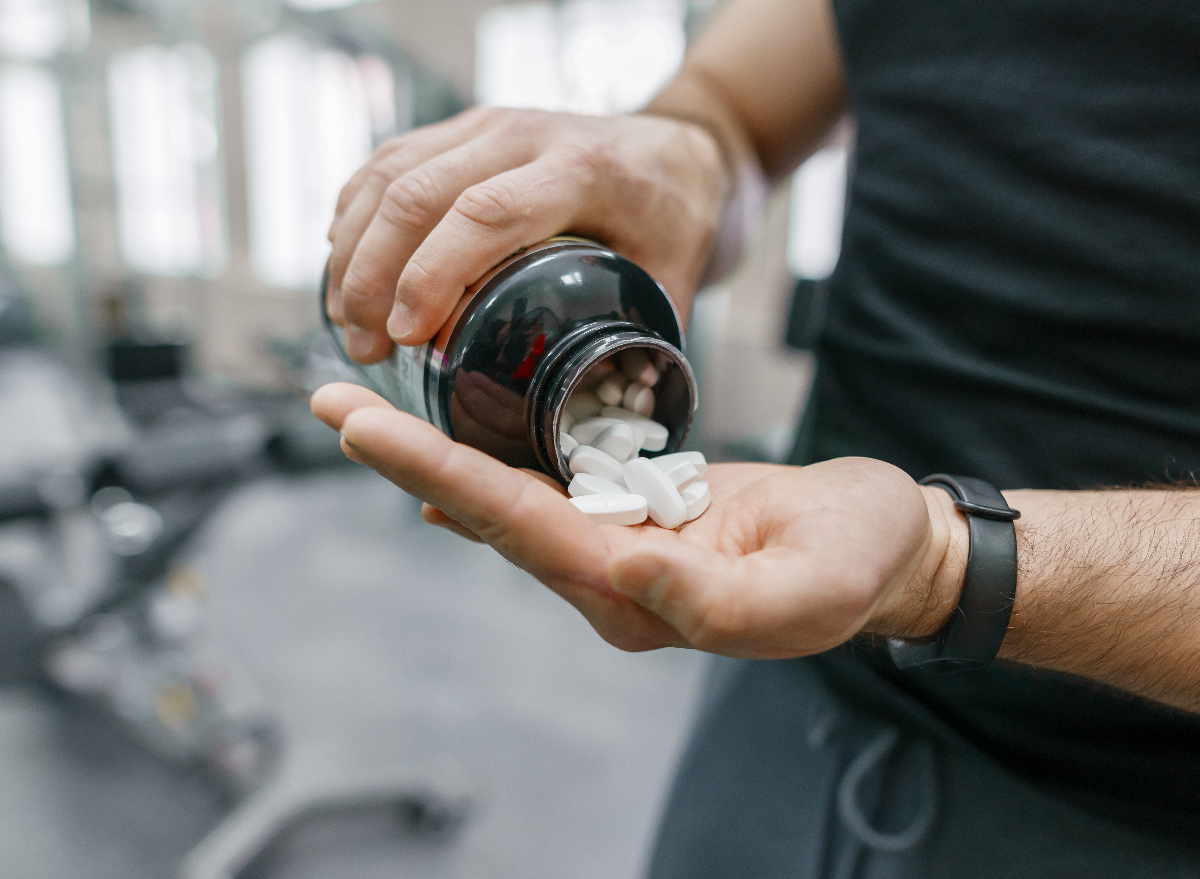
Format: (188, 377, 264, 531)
(558, 350, 711, 529)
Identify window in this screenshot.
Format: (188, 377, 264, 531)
(0, 64, 74, 265)
(476, 0, 685, 115)
(107, 43, 226, 278)
(242, 34, 389, 291)
(0, 0, 89, 61)
(787, 144, 848, 281)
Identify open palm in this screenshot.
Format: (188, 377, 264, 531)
(311, 383, 950, 656)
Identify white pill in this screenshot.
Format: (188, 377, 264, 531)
(622, 458, 687, 529)
(619, 349, 660, 388)
(571, 416, 644, 450)
(570, 417, 623, 445)
(559, 431, 579, 456)
(592, 423, 638, 463)
(650, 451, 707, 478)
(568, 473, 630, 497)
(570, 493, 648, 526)
(575, 358, 613, 390)
(596, 373, 629, 407)
(600, 408, 670, 451)
(623, 383, 656, 417)
(660, 460, 700, 491)
(681, 480, 711, 522)
(568, 444, 626, 483)
(560, 411, 576, 434)
(564, 392, 602, 420)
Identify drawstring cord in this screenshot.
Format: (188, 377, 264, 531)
(836, 728, 937, 853)
(806, 696, 938, 878)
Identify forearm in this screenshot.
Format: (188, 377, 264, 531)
(887, 486, 1200, 713)
(642, 0, 846, 282)
(995, 489, 1200, 712)
(646, 0, 846, 180)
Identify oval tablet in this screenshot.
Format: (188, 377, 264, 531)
(600, 408, 670, 451)
(592, 423, 638, 463)
(622, 457, 687, 529)
(570, 416, 644, 450)
(623, 383, 656, 417)
(568, 444, 626, 483)
(569, 473, 630, 497)
(570, 493, 648, 526)
(619, 348, 660, 387)
(596, 374, 629, 407)
(570, 417, 621, 445)
(681, 480, 711, 522)
(564, 392, 602, 420)
(559, 431, 579, 456)
(661, 460, 700, 491)
(650, 451, 707, 478)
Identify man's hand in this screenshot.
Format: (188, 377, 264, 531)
(323, 0, 848, 365)
(311, 383, 964, 656)
(325, 109, 726, 364)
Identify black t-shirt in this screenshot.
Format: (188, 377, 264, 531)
(794, 0, 1200, 840)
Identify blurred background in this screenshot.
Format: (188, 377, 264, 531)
(0, 0, 847, 876)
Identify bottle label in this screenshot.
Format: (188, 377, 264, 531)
(353, 343, 433, 425)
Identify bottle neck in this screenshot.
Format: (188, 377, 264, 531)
(527, 322, 697, 483)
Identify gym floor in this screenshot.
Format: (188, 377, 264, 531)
(0, 467, 706, 879)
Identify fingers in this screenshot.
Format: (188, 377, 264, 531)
(338, 404, 610, 588)
(422, 504, 485, 543)
(310, 382, 394, 432)
(337, 133, 542, 361)
(326, 109, 501, 353)
(338, 404, 688, 651)
(390, 147, 603, 345)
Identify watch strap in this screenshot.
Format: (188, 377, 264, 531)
(887, 474, 1020, 671)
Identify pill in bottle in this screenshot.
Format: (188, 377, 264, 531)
(321, 237, 698, 484)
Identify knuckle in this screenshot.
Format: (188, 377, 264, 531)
(497, 107, 547, 138)
(364, 162, 399, 195)
(379, 170, 442, 231)
(399, 250, 439, 299)
(340, 264, 388, 308)
(551, 139, 609, 187)
(365, 144, 421, 190)
(454, 179, 526, 231)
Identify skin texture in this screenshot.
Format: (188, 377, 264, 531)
(326, 109, 725, 363)
(311, 384, 964, 658)
(324, 0, 845, 364)
(313, 386, 1200, 715)
(315, 0, 1200, 715)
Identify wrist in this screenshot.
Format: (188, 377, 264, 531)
(640, 95, 767, 285)
(866, 484, 970, 640)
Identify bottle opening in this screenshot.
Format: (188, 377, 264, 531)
(527, 321, 697, 484)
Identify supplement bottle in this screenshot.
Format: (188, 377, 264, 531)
(321, 237, 697, 484)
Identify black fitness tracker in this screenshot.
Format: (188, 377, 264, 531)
(887, 474, 1020, 671)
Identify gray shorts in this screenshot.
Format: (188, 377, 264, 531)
(647, 656, 1200, 879)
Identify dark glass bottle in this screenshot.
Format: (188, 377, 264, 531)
(321, 238, 697, 484)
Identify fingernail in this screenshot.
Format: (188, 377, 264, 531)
(339, 433, 364, 466)
(387, 302, 414, 341)
(345, 324, 373, 360)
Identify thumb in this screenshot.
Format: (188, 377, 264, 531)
(608, 542, 752, 655)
